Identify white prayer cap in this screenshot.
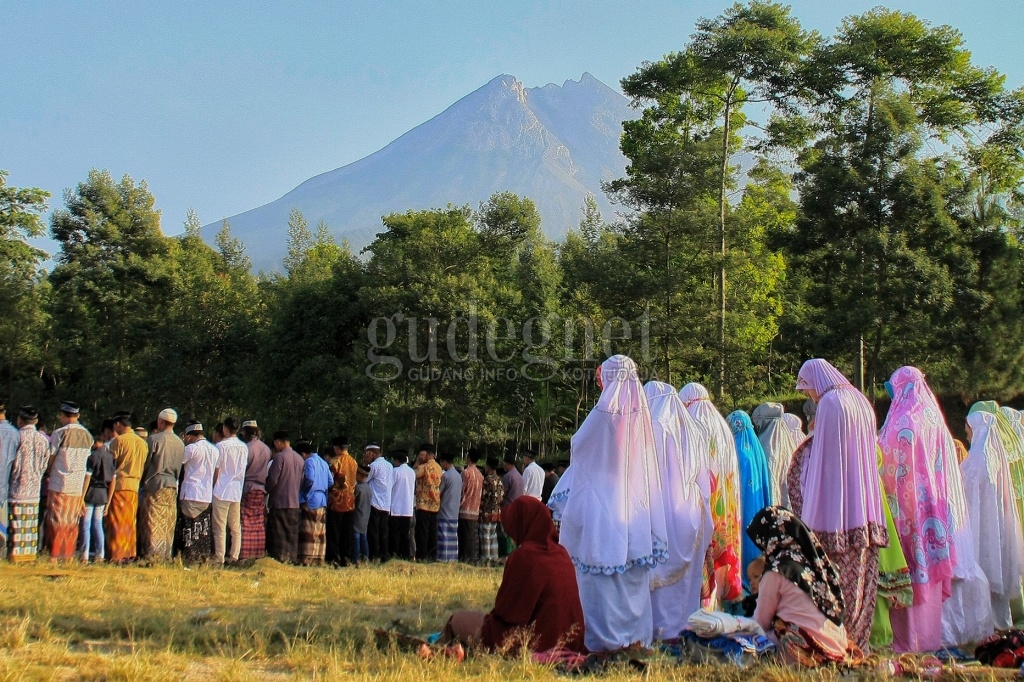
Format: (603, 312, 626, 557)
(158, 408, 178, 424)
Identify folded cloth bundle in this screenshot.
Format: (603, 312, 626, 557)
(686, 608, 764, 638)
(679, 630, 776, 668)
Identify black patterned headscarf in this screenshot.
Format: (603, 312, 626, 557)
(746, 506, 845, 626)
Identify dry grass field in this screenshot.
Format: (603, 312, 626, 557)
(0, 559, 1006, 681)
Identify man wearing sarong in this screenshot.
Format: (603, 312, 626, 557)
(44, 401, 93, 561)
(298, 442, 332, 565)
(212, 416, 248, 565)
(9, 407, 50, 562)
(325, 437, 356, 566)
(240, 421, 271, 559)
(177, 421, 217, 563)
(267, 432, 303, 563)
(437, 452, 462, 563)
(457, 448, 483, 564)
(0, 400, 20, 559)
(479, 457, 503, 565)
(105, 413, 147, 563)
(138, 408, 184, 561)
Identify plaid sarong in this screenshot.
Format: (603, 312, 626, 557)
(10, 502, 40, 563)
(240, 489, 267, 559)
(44, 491, 82, 560)
(298, 505, 327, 566)
(479, 521, 498, 563)
(176, 502, 213, 564)
(105, 490, 139, 563)
(137, 487, 178, 561)
(437, 517, 458, 563)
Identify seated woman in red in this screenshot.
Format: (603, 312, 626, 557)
(441, 496, 586, 653)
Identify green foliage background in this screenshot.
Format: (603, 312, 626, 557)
(2, 3, 1022, 454)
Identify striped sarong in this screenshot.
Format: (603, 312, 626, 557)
(105, 490, 139, 563)
(44, 491, 82, 560)
(137, 487, 178, 561)
(298, 506, 327, 566)
(10, 502, 40, 563)
(437, 517, 458, 563)
(176, 501, 213, 563)
(240, 489, 266, 559)
(479, 521, 498, 563)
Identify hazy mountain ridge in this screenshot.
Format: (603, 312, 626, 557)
(206, 73, 637, 271)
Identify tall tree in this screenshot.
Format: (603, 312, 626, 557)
(283, 208, 313, 276)
(48, 169, 173, 415)
(777, 9, 1009, 392)
(0, 171, 50, 402)
(621, 0, 814, 397)
(215, 219, 252, 274)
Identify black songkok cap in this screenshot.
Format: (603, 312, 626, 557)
(503, 453, 517, 465)
(19, 406, 39, 421)
(60, 401, 80, 415)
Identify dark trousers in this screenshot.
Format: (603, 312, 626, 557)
(497, 522, 511, 557)
(325, 509, 355, 566)
(414, 509, 438, 561)
(389, 515, 413, 559)
(457, 518, 479, 563)
(367, 507, 390, 561)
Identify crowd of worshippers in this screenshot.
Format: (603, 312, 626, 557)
(436, 356, 1024, 665)
(4, 355, 1024, 668)
(0, 402, 565, 568)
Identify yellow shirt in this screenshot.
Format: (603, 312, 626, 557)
(110, 431, 148, 492)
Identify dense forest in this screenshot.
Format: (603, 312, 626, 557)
(1, 3, 1022, 455)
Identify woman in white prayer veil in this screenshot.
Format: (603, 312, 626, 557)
(783, 412, 806, 447)
(557, 355, 667, 651)
(679, 382, 742, 605)
(644, 381, 714, 640)
(962, 411, 1024, 630)
(752, 403, 799, 508)
(941, 415, 994, 647)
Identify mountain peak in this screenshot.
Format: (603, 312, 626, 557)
(208, 73, 636, 270)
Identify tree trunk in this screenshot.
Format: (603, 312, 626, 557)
(715, 83, 736, 401)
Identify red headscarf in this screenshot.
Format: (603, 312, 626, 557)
(480, 496, 586, 653)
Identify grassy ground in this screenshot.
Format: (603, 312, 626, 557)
(0, 559, 1005, 681)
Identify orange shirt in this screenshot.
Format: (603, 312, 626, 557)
(327, 453, 357, 513)
(414, 459, 442, 512)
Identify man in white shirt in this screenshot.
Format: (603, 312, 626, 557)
(522, 449, 544, 500)
(364, 444, 393, 562)
(212, 416, 249, 564)
(178, 421, 218, 563)
(389, 450, 415, 559)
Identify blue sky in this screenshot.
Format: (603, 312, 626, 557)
(3, 1, 1022, 238)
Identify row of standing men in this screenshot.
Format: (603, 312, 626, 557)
(0, 402, 564, 567)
